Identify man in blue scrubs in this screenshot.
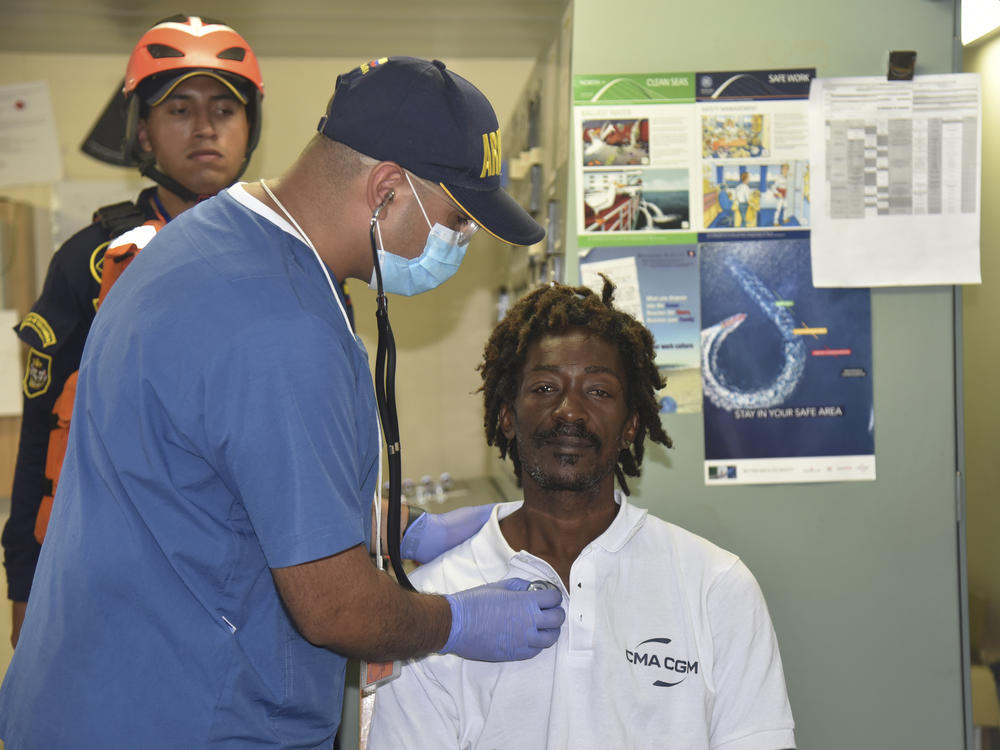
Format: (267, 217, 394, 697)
(0, 56, 564, 748)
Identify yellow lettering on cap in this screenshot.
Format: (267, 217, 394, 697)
(479, 129, 503, 178)
(480, 134, 491, 177)
(490, 131, 502, 175)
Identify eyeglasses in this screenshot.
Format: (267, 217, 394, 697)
(407, 171, 480, 246)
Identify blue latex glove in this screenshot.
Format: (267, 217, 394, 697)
(440, 578, 565, 662)
(400, 503, 496, 564)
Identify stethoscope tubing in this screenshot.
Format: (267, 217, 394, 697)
(370, 194, 415, 591)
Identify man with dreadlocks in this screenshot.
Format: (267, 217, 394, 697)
(369, 276, 796, 750)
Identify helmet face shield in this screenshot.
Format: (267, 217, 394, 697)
(80, 81, 132, 167)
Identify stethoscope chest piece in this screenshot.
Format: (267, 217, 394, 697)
(528, 580, 559, 592)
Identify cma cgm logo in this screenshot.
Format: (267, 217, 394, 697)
(625, 637, 699, 687)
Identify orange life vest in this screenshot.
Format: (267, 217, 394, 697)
(35, 217, 163, 543)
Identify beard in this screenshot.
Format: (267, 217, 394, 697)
(520, 422, 619, 492)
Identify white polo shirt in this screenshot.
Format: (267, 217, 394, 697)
(369, 497, 796, 750)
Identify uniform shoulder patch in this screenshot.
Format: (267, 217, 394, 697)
(90, 240, 110, 285)
(24, 348, 52, 398)
(19, 312, 57, 348)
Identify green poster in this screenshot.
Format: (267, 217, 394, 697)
(573, 73, 695, 104)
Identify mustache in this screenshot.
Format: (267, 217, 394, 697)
(532, 421, 601, 448)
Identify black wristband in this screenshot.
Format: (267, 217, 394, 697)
(404, 506, 425, 536)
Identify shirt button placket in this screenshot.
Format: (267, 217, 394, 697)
(568, 554, 596, 652)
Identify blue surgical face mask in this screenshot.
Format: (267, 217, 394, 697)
(369, 173, 472, 297)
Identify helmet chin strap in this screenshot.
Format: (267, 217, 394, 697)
(139, 155, 251, 205)
(140, 162, 201, 204)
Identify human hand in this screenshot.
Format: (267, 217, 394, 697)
(440, 578, 565, 662)
(400, 503, 496, 564)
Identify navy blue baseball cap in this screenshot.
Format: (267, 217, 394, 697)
(318, 56, 544, 247)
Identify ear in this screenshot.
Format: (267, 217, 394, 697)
(620, 411, 639, 449)
(136, 119, 154, 154)
(498, 402, 516, 441)
(364, 162, 407, 220)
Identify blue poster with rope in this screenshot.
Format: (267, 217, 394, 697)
(699, 234, 874, 484)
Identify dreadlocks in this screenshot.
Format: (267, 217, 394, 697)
(478, 275, 672, 495)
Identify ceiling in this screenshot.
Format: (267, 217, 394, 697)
(0, 0, 568, 60)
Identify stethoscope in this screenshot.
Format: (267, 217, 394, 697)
(260, 180, 414, 591)
(368, 190, 416, 591)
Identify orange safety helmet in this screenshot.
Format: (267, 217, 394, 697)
(118, 15, 264, 200)
(124, 15, 263, 102)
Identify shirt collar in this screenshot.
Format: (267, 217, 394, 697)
(468, 491, 648, 582)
